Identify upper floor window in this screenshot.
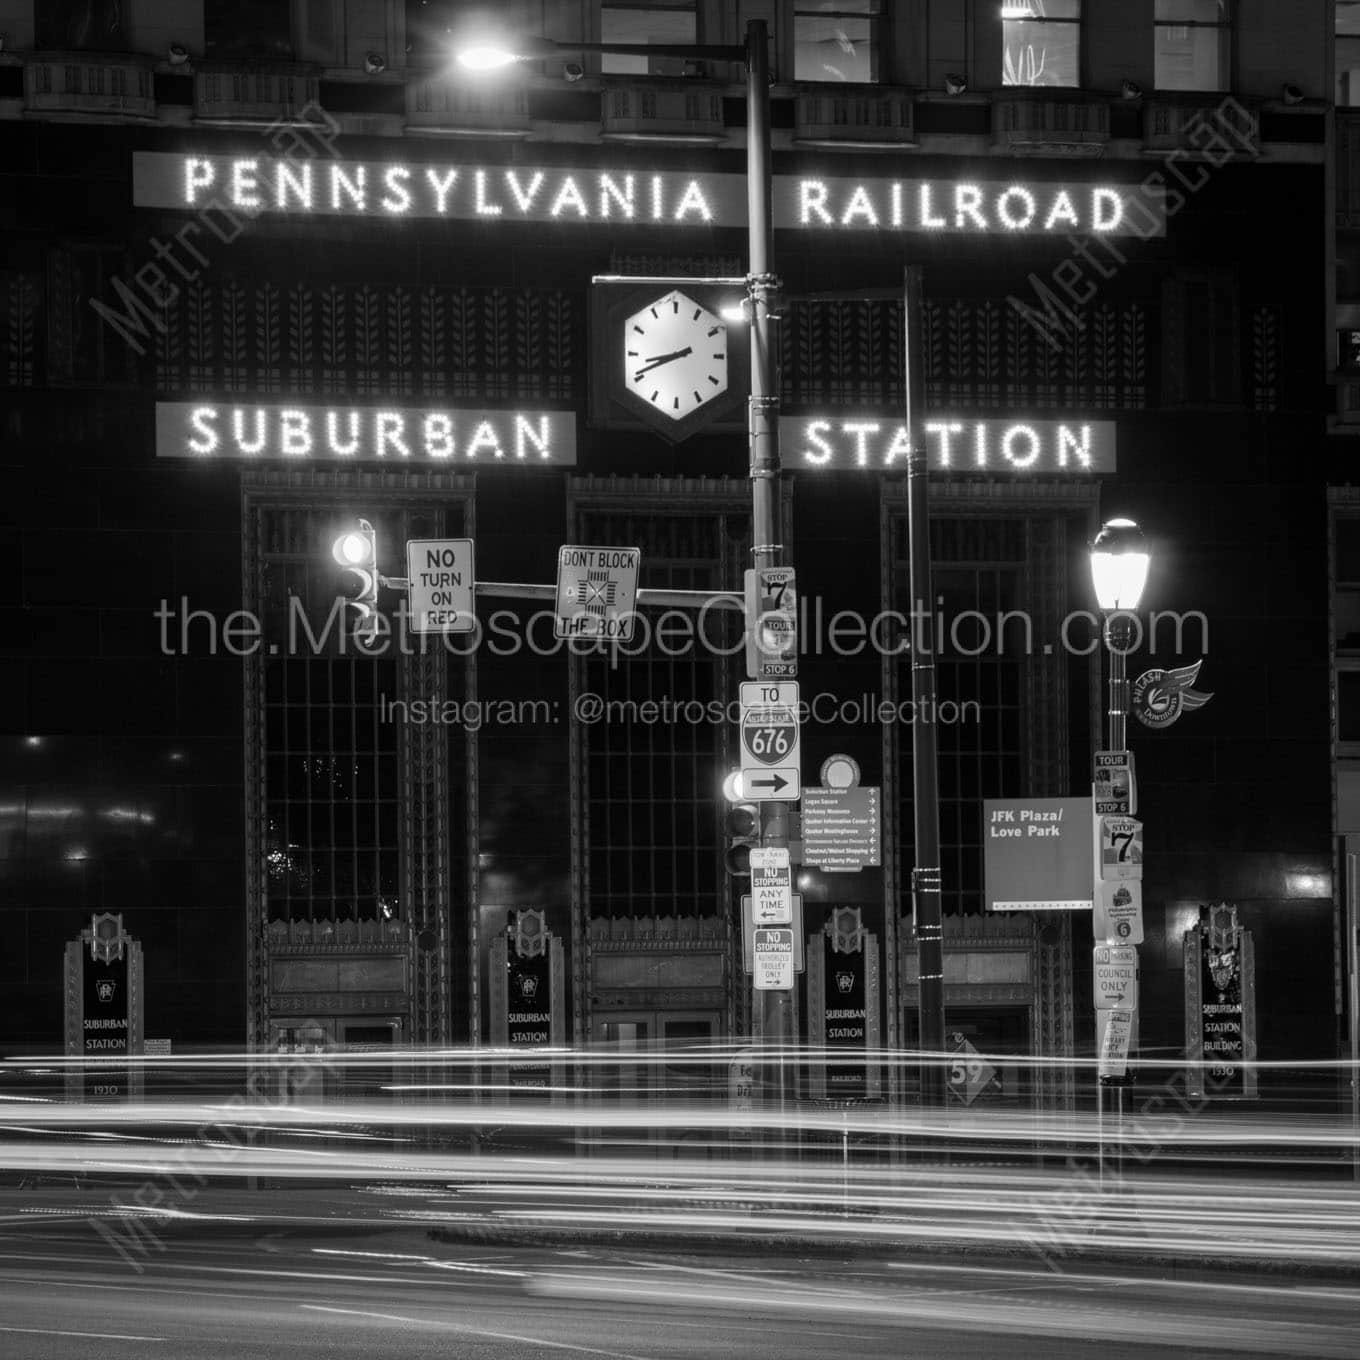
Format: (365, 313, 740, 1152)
(794, 2, 883, 83)
(36, 0, 127, 51)
(205, 0, 294, 60)
(601, 2, 697, 76)
(1340, 1, 1360, 106)
(1155, 1, 1231, 93)
(1002, 1, 1080, 89)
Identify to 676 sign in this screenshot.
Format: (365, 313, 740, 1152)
(739, 682, 801, 801)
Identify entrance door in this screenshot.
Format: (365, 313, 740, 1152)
(589, 1011, 720, 1154)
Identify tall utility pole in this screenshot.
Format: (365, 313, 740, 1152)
(742, 19, 793, 1104)
(904, 267, 945, 1104)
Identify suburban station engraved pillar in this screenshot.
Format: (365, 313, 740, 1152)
(489, 909, 565, 1094)
(806, 906, 880, 1099)
(63, 913, 144, 1103)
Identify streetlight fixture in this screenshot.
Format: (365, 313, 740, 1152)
(455, 21, 791, 1107)
(1088, 515, 1150, 1174)
(1090, 515, 1148, 752)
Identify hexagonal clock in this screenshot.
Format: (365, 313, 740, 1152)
(620, 288, 729, 439)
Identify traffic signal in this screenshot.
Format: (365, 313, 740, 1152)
(332, 518, 380, 643)
(725, 801, 759, 877)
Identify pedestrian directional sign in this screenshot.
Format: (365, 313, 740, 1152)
(753, 928, 795, 990)
(749, 847, 793, 925)
(1093, 944, 1138, 1010)
(407, 538, 475, 634)
(555, 545, 641, 640)
(739, 681, 801, 801)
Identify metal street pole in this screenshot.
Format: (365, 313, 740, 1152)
(1104, 609, 1132, 1180)
(743, 18, 793, 1119)
(903, 268, 945, 1106)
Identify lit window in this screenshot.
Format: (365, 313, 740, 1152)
(1002, 0, 1081, 89)
(794, 2, 883, 84)
(601, 2, 697, 76)
(1339, 1, 1360, 106)
(1155, 1, 1231, 93)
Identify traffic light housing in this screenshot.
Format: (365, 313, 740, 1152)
(725, 801, 759, 877)
(332, 519, 380, 643)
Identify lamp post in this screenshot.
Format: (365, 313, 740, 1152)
(457, 22, 792, 1110)
(1088, 517, 1150, 1175)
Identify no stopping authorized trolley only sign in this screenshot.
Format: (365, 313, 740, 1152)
(753, 928, 795, 990)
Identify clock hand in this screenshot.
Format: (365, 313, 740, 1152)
(633, 346, 693, 379)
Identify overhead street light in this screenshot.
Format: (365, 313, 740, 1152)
(456, 21, 792, 1114)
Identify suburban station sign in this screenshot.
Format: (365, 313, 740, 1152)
(156, 402, 575, 464)
(780, 417, 1116, 473)
(134, 153, 1167, 237)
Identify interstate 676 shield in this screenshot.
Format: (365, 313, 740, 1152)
(739, 681, 801, 801)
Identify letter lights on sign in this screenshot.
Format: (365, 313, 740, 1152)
(157, 402, 577, 465)
(134, 153, 1166, 237)
(778, 417, 1115, 473)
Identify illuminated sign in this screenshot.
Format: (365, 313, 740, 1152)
(155, 402, 576, 465)
(132, 153, 1166, 237)
(780, 416, 1115, 473)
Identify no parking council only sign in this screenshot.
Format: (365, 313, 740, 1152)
(983, 797, 1093, 912)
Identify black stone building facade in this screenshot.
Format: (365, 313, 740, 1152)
(0, 1, 1342, 1108)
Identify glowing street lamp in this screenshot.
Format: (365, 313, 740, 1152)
(456, 20, 791, 1109)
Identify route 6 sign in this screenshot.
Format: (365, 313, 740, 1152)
(739, 681, 801, 801)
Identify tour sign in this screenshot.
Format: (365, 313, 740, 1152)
(749, 847, 793, 925)
(753, 928, 796, 991)
(407, 538, 475, 634)
(555, 545, 641, 641)
(739, 681, 801, 801)
(1093, 750, 1136, 816)
(745, 567, 798, 681)
(1093, 944, 1139, 1010)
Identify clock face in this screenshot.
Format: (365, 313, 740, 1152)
(623, 289, 728, 421)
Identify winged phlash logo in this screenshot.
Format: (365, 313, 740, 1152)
(1132, 660, 1213, 729)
